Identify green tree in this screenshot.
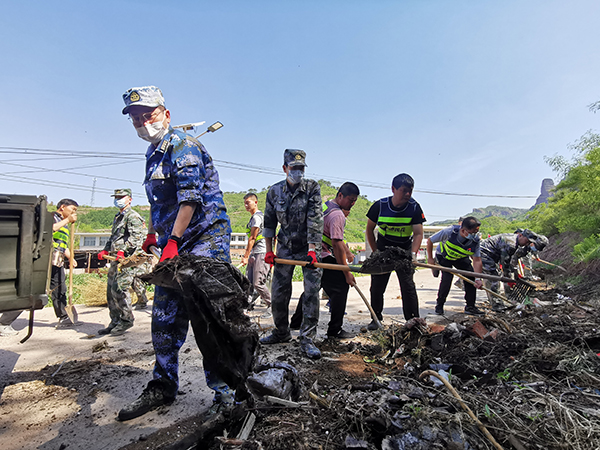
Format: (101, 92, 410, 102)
(537, 131, 600, 237)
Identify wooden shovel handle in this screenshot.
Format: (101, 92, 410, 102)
(274, 258, 352, 272)
(452, 271, 512, 304)
(69, 223, 75, 304)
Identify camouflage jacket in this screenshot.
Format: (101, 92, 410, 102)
(480, 233, 531, 268)
(263, 178, 323, 253)
(103, 206, 146, 256)
(144, 128, 231, 252)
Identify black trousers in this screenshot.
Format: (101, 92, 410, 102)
(435, 255, 476, 307)
(370, 268, 419, 321)
(290, 256, 350, 335)
(50, 265, 68, 319)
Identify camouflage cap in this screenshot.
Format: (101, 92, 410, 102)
(519, 228, 539, 242)
(534, 235, 549, 251)
(111, 188, 132, 198)
(284, 149, 307, 167)
(122, 86, 165, 115)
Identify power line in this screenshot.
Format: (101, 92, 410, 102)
(0, 174, 146, 197)
(0, 145, 537, 199)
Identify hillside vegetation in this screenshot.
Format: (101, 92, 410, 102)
(68, 180, 373, 243)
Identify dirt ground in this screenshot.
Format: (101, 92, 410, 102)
(2, 262, 599, 450)
(0, 269, 457, 450)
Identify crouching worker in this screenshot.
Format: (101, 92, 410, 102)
(480, 228, 540, 311)
(117, 85, 233, 421)
(426, 216, 484, 316)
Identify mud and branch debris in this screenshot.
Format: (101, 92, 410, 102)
(360, 247, 414, 275)
(141, 254, 259, 400)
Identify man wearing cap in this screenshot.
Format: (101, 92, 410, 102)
(118, 86, 233, 421)
(480, 228, 541, 311)
(260, 149, 324, 359)
(97, 189, 146, 336)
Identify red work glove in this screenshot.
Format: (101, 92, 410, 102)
(264, 251, 276, 264)
(303, 250, 318, 269)
(142, 233, 157, 253)
(115, 251, 125, 261)
(159, 239, 179, 262)
(98, 250, 109, 260)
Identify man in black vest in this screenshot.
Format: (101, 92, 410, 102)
(426, 216, 484, 316)
(365, 174, 425, 330)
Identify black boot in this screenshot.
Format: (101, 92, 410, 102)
(118, 384, 175, 421)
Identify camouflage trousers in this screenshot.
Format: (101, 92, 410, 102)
(132, 261, 151, 305)
(270, 246, 322, 343)
(151, 234, 233, 401)
(106, 263, 136, 325)
(481, 255, 503, 308)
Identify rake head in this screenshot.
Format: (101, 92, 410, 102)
(507, 280, 536, 302)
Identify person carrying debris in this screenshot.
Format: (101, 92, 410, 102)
(241, 192, 271, 310)
(0, 198, 79, 335)
(365, 173, 425, 330)
(117, 86, 233, 421)
(260, 149, 324, 360)
(426, 216, 485, 316)
(97, 189, 145, 336)
(480, 228, 542, 311)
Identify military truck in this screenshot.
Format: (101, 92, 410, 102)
(0, 194, 54, 342)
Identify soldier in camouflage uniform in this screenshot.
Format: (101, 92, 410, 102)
(260, 149, 324, 360)
(117, 86, 233, 422)
(480, 228, 540, 311)
(97, 188, 146, 336)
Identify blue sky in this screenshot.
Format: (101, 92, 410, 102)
(1, 0, 599, 222)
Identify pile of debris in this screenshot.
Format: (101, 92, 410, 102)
(143, 289, 600, 450)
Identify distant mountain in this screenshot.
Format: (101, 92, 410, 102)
(531, 178, 554, 209)
(431, 178, 554, 226)
(468, 205, 529, 221)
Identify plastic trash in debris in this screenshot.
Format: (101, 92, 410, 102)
(382, 433, 423, 450)
(246, 361, 301, 401)
(430, 369, 450, 387)
(445, 323, 465, 333)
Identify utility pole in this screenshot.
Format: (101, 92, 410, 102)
(90, 178, 97, 207)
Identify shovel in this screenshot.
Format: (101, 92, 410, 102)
(450, 271, 513, 306)
(274, 257, 534, 287)
(413, 261, 535, 302)
(66, 223, 78, 324)
(536, 258, 568, 273)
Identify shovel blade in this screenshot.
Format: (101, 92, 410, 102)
(66, 302, 78, 324)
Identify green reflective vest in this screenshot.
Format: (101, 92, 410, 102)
(246, 211, 264, 242)
(53, 213, 69, 251)
(438, 225, 478, 261)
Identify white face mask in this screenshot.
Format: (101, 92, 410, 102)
(287, 169, 304, 185)
(114, 198, 128, 209)
(136, 121, 168, 144)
